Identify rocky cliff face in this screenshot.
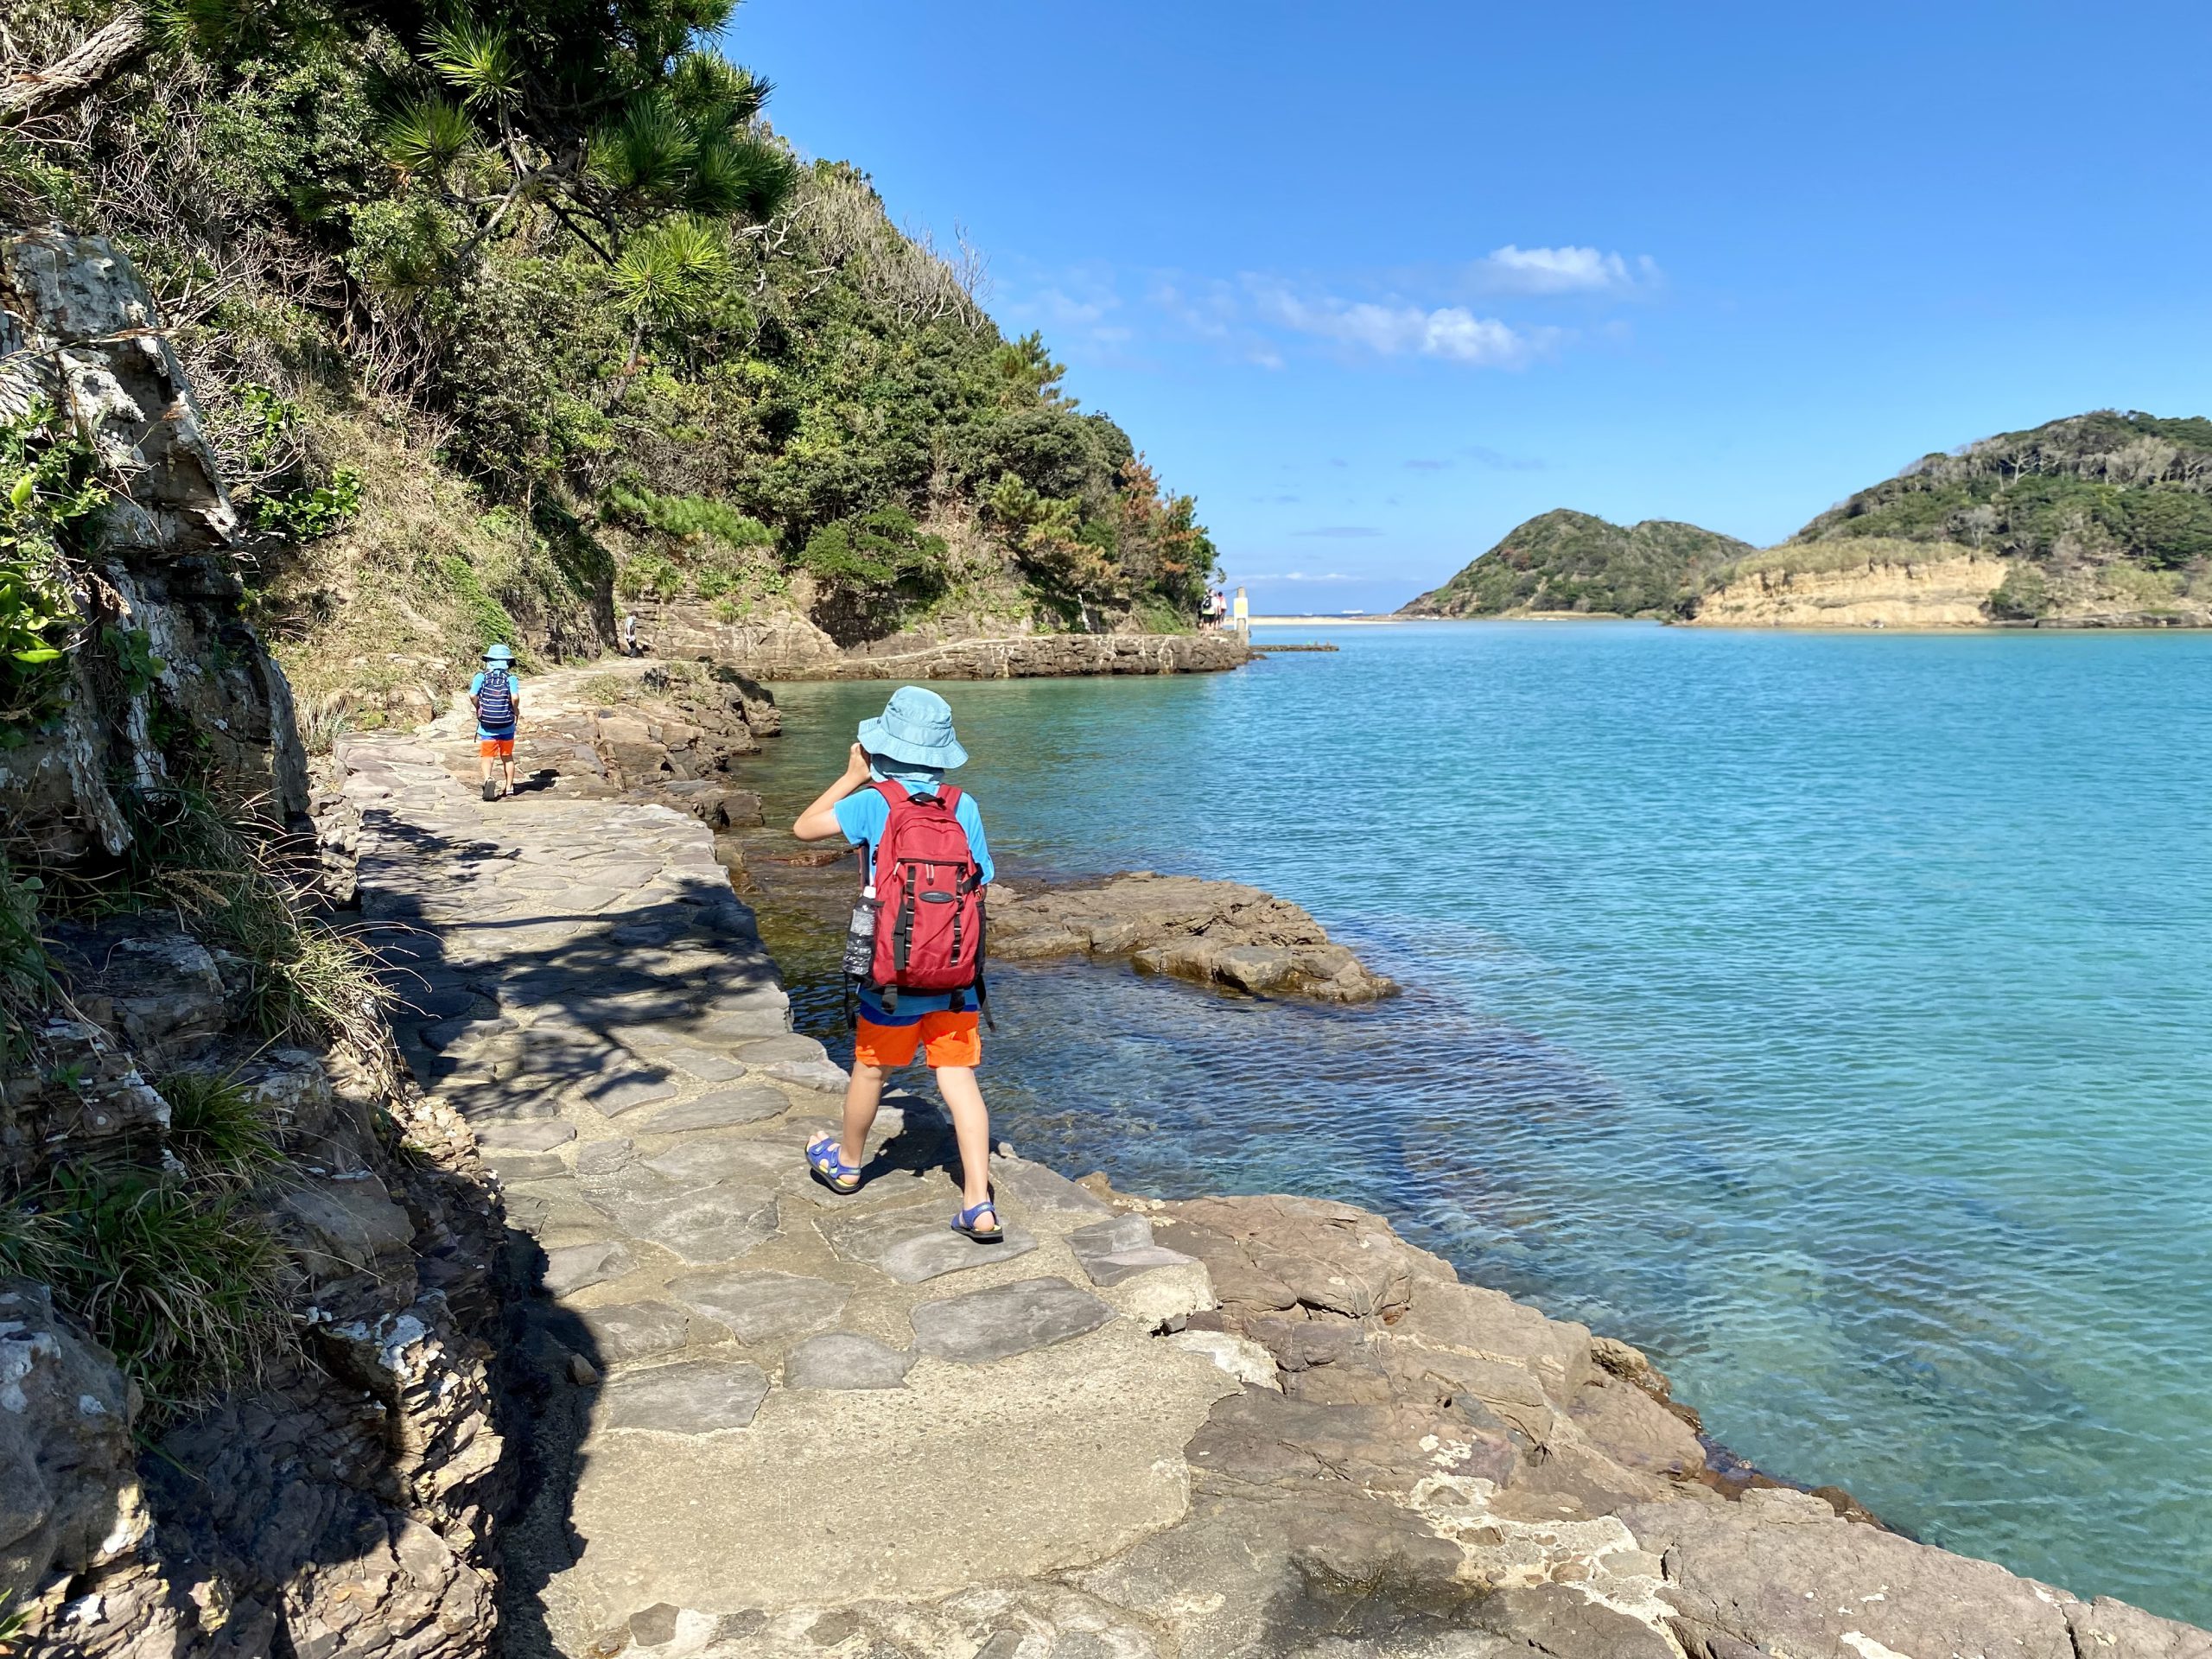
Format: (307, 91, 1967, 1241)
(1687, 553, 2011, 628)
(0, 230, 308, 859)
(0, 231, 514, 1655)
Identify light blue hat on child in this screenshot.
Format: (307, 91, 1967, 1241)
(858, 685, 967, 769)
(483, 643, 515, 663)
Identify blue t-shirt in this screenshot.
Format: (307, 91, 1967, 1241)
(834, 771, 994, 1022)
(469, 669, 519, 738)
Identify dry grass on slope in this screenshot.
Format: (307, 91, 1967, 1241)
(252, 406, 612, 739)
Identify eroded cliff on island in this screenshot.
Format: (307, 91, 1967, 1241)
(1686, 549, 2013, 628)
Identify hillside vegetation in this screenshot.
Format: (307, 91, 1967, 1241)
(1407, 413, 2212, 627)
(1, 0, 1215, 716)
(1399, 510, 1751, 618)
(1778, 411, 2212, 621)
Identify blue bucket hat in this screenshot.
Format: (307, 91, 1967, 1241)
(858, 685, 967, 770)
(483, 643, 515, 664)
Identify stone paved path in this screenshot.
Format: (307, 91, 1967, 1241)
(334, 676, 1237, 1655)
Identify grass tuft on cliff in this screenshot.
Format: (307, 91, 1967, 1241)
(0, 1166, 291, 1410)
(1400, 510, 1753, 619)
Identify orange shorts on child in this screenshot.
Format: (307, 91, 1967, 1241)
(479, 736, 515, 758)
(853, 1009, 981, 1070)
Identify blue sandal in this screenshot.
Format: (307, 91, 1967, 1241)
(950, 1198, 1003, 1243)
(806, 1132, 861, 1194)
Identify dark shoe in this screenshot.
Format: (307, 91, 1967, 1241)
(481, 778, 499, 802)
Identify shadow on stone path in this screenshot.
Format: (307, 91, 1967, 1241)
(334, 677, 1233, 1656)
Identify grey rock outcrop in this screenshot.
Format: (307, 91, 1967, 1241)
(0, 230, 513, 1658)
(989, 870, 1397, 1001)
(0, 229, 307, 862)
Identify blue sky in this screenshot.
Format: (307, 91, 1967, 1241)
(726, 1, 2212, 615)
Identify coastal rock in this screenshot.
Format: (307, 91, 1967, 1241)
(989, 872, 1396, 1002)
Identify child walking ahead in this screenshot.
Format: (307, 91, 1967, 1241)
(791, 686, 1000, 1241)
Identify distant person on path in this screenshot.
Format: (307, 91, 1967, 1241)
(622, 612, 640, 657)
(791, 686, 1002, 1242)
(468, 644, 521, 802)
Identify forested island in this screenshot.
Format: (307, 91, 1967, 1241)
(1402, 411, 2212, 627)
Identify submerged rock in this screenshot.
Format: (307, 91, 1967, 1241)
(989, 870, 1397, 1002)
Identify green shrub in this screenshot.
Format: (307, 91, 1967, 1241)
(1986, 563, 2053, 620)
(257, 467, 365, 541)
(437, 554, 520, 653)
(616, 551, 682, 599)
(0, 405, 103, 738)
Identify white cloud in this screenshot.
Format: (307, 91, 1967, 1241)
(1478, 245, 1657, 294)
(1236, 571, 1356, 582)
(1251, 285, 1548, 368)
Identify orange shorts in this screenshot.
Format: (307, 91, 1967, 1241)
(479, 736, 515, 759)
(853, 1010, 981, 1071)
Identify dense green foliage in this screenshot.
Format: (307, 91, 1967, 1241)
(1794, 411, 2212, 569)
(0, 406, 104, 739)
(2, 0, 1216, 654)
(1400, 510, 1751, 618)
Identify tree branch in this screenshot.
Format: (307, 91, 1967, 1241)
(1, 9, 152, 124)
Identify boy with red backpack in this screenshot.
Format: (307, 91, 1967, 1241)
(791, 686, 1001, 1241)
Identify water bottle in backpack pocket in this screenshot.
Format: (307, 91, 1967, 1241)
(842, 884, 880, 977)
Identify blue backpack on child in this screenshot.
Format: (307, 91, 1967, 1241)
(477, 669, 514, 728)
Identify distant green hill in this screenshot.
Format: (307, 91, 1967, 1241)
(1399, 510, 1752, 618)
(1790, 410, 2212, 566)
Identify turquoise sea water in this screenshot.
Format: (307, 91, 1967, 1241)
(753, 621, 2212, 1624)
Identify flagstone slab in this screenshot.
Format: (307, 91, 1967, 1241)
(484, 1150, 568, 1183)
(732, 1034, 832, 1065)
(1065, 1213, 1200, 1287)
(641, 1139, 789, 1188)
(581, 1166, 781, 1265)
(603, 1358, 768, 1434)
(542, 1238, 636, 1295)
(821, 1205, 1037, 1283)
(756, 1057, 849, 1093)
(669, 1269, 848, 1345)
(570, 1071, 683, 1117)
(992, 1158, 1114, 1221)
(575, 1300, 693, 1364)
(632, 1084, 791, 1135)
(473, 1120, 577, 1153)
(910, 1277, 1115, 1363)
(783, 1332, 915, 1391)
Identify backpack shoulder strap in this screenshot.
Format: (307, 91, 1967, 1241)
(935, 785, 962, 811)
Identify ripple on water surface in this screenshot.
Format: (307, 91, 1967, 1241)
(753, 621, 2212, 1625)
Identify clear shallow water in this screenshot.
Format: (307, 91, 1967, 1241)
(751, 622, 2212, 1624)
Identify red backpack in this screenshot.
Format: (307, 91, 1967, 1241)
(864, 780, 988, 1014)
